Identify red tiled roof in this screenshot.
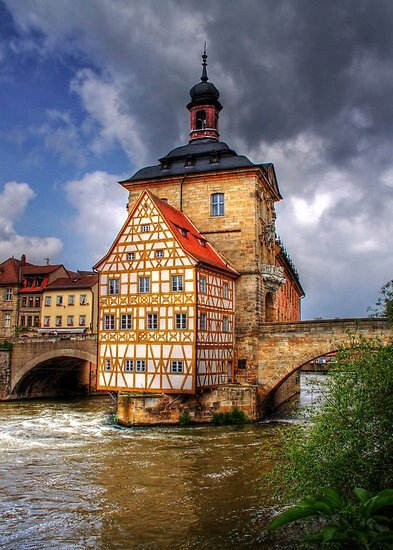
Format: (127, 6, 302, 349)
(149, 192, 238, 276)
(45, 275, 98, 290)
(22, 264, 65, 275)
(0, 257, 24, 285)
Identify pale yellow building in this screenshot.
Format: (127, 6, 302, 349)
(40, 275, 98, 334)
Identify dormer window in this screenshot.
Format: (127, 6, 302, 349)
(196, 110, 206, 129)
(184, 154, 194, 167)
(210, 151, 219, 164)
(160, 159, 169, 170)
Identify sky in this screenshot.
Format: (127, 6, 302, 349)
(1, 0, 393, 320)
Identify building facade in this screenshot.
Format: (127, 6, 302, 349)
(95, 190, 238, 393)
(39, 274, 98, 334)
(0, 257, 23, 339)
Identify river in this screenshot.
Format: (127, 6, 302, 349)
(0, 374, 322, 549)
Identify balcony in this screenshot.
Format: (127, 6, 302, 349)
(260, 263, 285, 291)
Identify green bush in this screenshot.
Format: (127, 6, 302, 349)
(0, 339, 12, 350)
(270, 486, 393, 548)
(212, 406, 249, 425)
(179, 412, 191, 426)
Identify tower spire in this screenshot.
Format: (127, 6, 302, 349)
(201, 42, 208, 82)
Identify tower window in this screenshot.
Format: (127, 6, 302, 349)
(196, 110, 206, 129)
(211, 193, 224, 216)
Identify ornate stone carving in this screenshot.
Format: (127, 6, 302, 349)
(260, 264, 285, 292)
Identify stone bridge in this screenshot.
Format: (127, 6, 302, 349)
(0, 318, 391, 408)
(237, 317, 391, 414)
(0, 334, 97, 400)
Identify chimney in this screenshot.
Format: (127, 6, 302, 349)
(45, 258, 50, 265)
(21, 254, 26, 266)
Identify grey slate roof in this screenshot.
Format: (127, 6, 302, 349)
(119, 139, 272, 183)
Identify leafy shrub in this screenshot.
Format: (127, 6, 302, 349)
(212, 406, 249, 425)
(179, 412, 191, 426)
(0, 339, 12, 350)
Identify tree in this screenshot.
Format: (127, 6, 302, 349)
(266, 334, 393, 501)
(368, 280, 393, 325)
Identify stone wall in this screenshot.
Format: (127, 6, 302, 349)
(117, 384, 259, 425)
(0, 350, 11, 398)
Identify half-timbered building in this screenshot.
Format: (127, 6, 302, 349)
(95, 190, 238, 394)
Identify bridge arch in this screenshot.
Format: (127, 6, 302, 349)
(11, 348, 96, 399)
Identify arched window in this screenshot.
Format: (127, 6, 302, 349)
(196, 110, 206, 129)
(211, 193, 224, 216)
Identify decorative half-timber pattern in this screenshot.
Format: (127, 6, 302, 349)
(95, 190, 238, 394)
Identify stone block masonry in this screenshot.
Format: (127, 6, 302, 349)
(0, 350, 11, 399)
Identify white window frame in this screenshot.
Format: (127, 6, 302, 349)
(138, 277, 150, 293)
(155, 250, 163, 258)
(211, 193, 224, 216)
(68, 295, 75, 306)
(124, 359, 134, 372)
(104, 314, 115, 330)
(128, 252, 135, 260)
(56, 316, 62, 327)
(56, 296, 63, 306)
(108, 279, 120, 295)
(146, 313, 158, 330)
(199, 276, 207, 294)
(5, 288, 12, 301)
(45, 296, 51, 306)
(67, 315, 74, 326)
(121, 314, 132, 330)
(44, 316, 50, 327)
(80, 294, 87, 305)
(175, 313, 187, 330)
(171, 361, 183, 373)
(4, 313, 11, 328)
(200, 313, 207, 331)
(141, 225, 150, 232)
(136, 360, 146, 372)
(171, 275, 183, 292)
(79, 315, 86, 326)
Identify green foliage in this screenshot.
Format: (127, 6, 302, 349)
(212, 406, 250, 425)
(368, 280, 393, 325)
(113, 413, 118, 423)
(270, 487, 393, 548)
(267, 334, 393, 500)
(179, 412, 191, 426)
(0, 339, 12, 350)
(14, 325, 29, 336)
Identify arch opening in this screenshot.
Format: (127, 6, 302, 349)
(265, 292, 275, 322)
(11, 356, 94, 400)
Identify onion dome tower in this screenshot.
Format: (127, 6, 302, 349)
(187, 46, 222, 142)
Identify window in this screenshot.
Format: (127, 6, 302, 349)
(45, 296, 51, 306)
(68, 295, 75, 306)
(199, 276, 206, 294)
(27, 316, 32, 327)
(104, 315, 115, 330)
(156, 250, 163, 258)
(128, 252, 135, 260)
(136, 360, 146, 372)
(35, 277, 43, 288)
(138, 277, 150, 293)
(56, 296, 63, 306)
(34, 297, 40, 308)
(121, 314, 132, 330)
(171, 275, 183, 292)
(196, 109, 206, 129)
(28, 297, 33, 307)
(141, 225, 150, 232)
(5, 288, 12, 301)
(124, 360, 133, 372)
(67, 315, 74, 326)
(4, 313, 11, 328)
(200, 313, 207, 331)
(21, 297, 27, 307)
(223, 283, 229, 298)
(20, 315, 25, 326)
(80, 294, 87, 305)
(238, 359, 247, 370)
(171, 361, 183, 373)
(33, 316, 40, 327)
(211, 193, 224, 216)
(146, 313, 158, 330)
(105, 359, 111, 371)
(26, 278, 33, 288)
(56, 316, 62, 327)
(44, 316, 50, 327)
(223, 316, 229, 332)
(108, 279, 120, 295)
(175, 313, 187, 330)
(79, 315, 86, 326)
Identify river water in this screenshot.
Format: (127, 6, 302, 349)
(0, 374, 322, 549)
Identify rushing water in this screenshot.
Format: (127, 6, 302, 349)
(0, 374, 323, 549)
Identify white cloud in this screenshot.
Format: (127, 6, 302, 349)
(64, 170, 128, 264)
(0, 181, 63, 262)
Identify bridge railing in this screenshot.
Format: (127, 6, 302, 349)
(11, 333, 98, 345)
